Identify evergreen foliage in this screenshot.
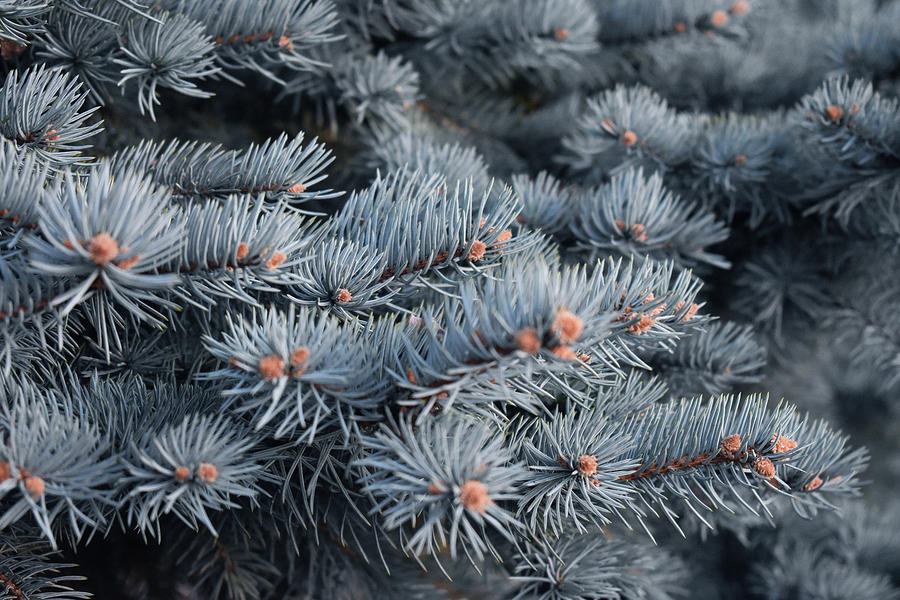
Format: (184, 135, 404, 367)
(0, 0, 899, 598)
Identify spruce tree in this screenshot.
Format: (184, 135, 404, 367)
(0, 1, 898, 598)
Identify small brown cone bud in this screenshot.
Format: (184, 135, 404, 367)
(621, 130, 638, 146)
(675, 301, 699, 321)
(720, 434, 741, 459)
(825, 105, 843, 121)
(236, 242, 249, 261)
(290, 349, 309, 376)
(674, 22, 687, 32)
(197, 463, 218, 483)
(496, 230, 512, 243)
(515, 328, 541, 353)
(627, 314, 655, 334)
(336, 288, 352, 303)
(577, 454, 598, 477)
(630, 224, 648, 242)
(265, 251, 287, 270)
(753, 457, 775, 478)
(467, 240, 487, 261)
(771, 435, 797, 453)
(287, 182, 306, 193)
(735, 154, 747, 164)
(89, 233, 119, 265)
(551, 346, 577, 360)
(24, 475, 45, 498)
(174, 466, 190, 482)
(459, 480, 492, 513)
(258, 354, 285, 380)
(555, 28, 569, 40)
(0, 461, 10, 481)
(290, 348, 309, 367)
(710, 10, 728, 26)
(804, 476, 823, 491)
(115, 255, 140, 270)
(552, 308, 583, 344)
(428, 481, 445, 494)
(731, 1, 749, 16)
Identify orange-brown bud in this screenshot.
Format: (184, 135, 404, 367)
(753, 457, 775, 478)
(577, 454, 598, 477)
(174, 466, 190, 483)
(459, 480, 492, 513)
(24, 475, 45, 498)
(258, 355, 285, 380)
(825, 105, 844, 122)
(197, 463, 218, 483)
(720, 434, 741, 459)
(514, 328, 541, 353)
(89, 233, 119, 265)
(467, 240, 487, 261)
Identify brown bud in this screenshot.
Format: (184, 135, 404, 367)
(804, 476, 823, 491)
(459, 480, 492, 513)
(115, 254, 140, 270)
(621, 130, 638, 146)
(753, 457, 775, 478)
(89, 233, 119, 265)
(265, 251, 287, 270)
(771, 435, 797, 453)
(731, 1, 749, 16)
(552, 308, 584, 344)
(197, 463, 218, 483)
(336, 288, 352, 303)
(514, 328, 541, 353)
(24, 475, 45, 498)
(258, 354, 285, 380)
(290, 348, 309, 367)
(825, 105, 843, 122)
(467, 240, 487, 261)
(174, 466, 191, 483)
(577, 454, 598, 477)
(720, 434, 741, 459)
(551, 346, 577, 360)
(710, 10, 729, 26)
(627, 314, 655, 334)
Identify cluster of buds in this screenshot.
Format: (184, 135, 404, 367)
(0, 461, 46, 498)
(549, 307, 584, 359)
(174, 463, 219, 484)
(255, 348, 310, 380)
